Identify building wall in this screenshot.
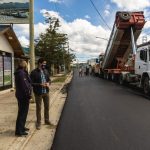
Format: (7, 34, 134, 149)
(0, 34, 14, 91)
(0, 35, 14, 53)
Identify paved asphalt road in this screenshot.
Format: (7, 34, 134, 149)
(51, 71, 150, 150)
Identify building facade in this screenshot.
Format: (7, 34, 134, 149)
(0, 25, 25, 92)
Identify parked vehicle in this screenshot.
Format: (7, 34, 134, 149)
(98, 11, 150, 95)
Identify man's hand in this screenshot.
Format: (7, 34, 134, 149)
(40, 83, 47, 87)
(40, 83, 50, 88)
(45, 82, 50, 88)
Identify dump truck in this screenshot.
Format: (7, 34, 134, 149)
(99, 11, 150, 95)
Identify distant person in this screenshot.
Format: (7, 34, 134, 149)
(30, 58, 52, 130)
(86, 66, 89, 76)
(91, 67, 95, 76)
(14, 60, 32, 137)
(89, 65, 92, 75)
(79, 67, 83, 77)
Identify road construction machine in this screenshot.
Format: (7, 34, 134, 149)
(99, 11, 150, 95)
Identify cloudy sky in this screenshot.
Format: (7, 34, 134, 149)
(14, 0, 150, 62)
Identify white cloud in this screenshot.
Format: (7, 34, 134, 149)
(34, 22, 48, 39)
(40, 9, 110, 61)
(14, 23, 49, 47)
(18, 36, 29, 47)
(104, 10, 110, 16)
(144, 21, 150, 29)
(104, 4, 111, 17)
(63, 20, 110, 59)
(14, 9, 111, 62)
(137, 31, 150, 45)
(40, 9, 63, 21)
(14, 24, 29, 47)
(85, 15, 91, 19)
(14, 24, 29, 37)
(144, 9, 150, 18)
(48, 0, 63, 3)
(13, 8, 150, 62)
(111, 0, 150, 10)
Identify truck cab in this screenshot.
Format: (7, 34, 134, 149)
(135, 42, 150, 94)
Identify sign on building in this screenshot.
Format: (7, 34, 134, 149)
(0, 0, 29, 24)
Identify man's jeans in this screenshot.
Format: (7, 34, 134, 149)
(35, 93, 50, 124)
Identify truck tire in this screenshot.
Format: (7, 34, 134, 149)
(104, 73, 107, 79)
(106, 73, 109, 80)
(143, 77, 150, 95)
(119, 74, 124, 85)
(119, 12, 131, 21)
(111, 74, 115, 81)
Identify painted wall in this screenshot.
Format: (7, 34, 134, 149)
(0, 35, 14, 53)
(0, 34, 14, 89)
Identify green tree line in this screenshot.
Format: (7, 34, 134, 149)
(35, 16, 75, 75)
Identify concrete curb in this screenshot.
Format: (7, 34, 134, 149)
(8, 72, 73, 150)
(48, 72, 73, 150)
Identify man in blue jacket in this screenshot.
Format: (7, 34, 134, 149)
(30, 58, 51, 130)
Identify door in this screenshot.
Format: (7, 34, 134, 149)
(135, 49, 148, 75)
(0, 51, 12, 91)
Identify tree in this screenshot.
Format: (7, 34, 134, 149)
(35, 16, 75, 74)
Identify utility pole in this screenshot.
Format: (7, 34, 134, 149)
(30, 0, 35, 102)
(62, 44, 66, 74)
(29, 0, 35, 71)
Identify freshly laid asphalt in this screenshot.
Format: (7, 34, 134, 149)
(51, 70, 150, 150)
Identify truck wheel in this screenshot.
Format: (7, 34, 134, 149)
(119, 74, 124, 85)
(104, 73, 107, 79)
(143, 77, 150, 95)
(111, 74, 115, 81)
(119, 12, 131, 21)
(106, 74, 109, 80)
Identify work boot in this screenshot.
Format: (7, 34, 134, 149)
(23, 127, 30, 132)
(36, 123, 41, 130)
(15, 131, 28, 137)
(45, 121, 56, 128)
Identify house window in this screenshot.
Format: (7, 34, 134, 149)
(4, 56, 12, 86)
(0, 51, 12, 90)
(140, 49, 147, 62)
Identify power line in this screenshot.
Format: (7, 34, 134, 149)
(100, 0, 116, 15)
(89, 0, 111, 30)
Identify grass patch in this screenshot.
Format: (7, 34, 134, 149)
(52, 75, 67, 83)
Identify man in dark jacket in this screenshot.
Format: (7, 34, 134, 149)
(14, 60, 32, 136)
(30, 58, 51, 129)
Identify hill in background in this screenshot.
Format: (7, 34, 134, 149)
(0, 2, 29, 9)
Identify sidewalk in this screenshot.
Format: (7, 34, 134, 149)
(0, 73, 72, 150)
